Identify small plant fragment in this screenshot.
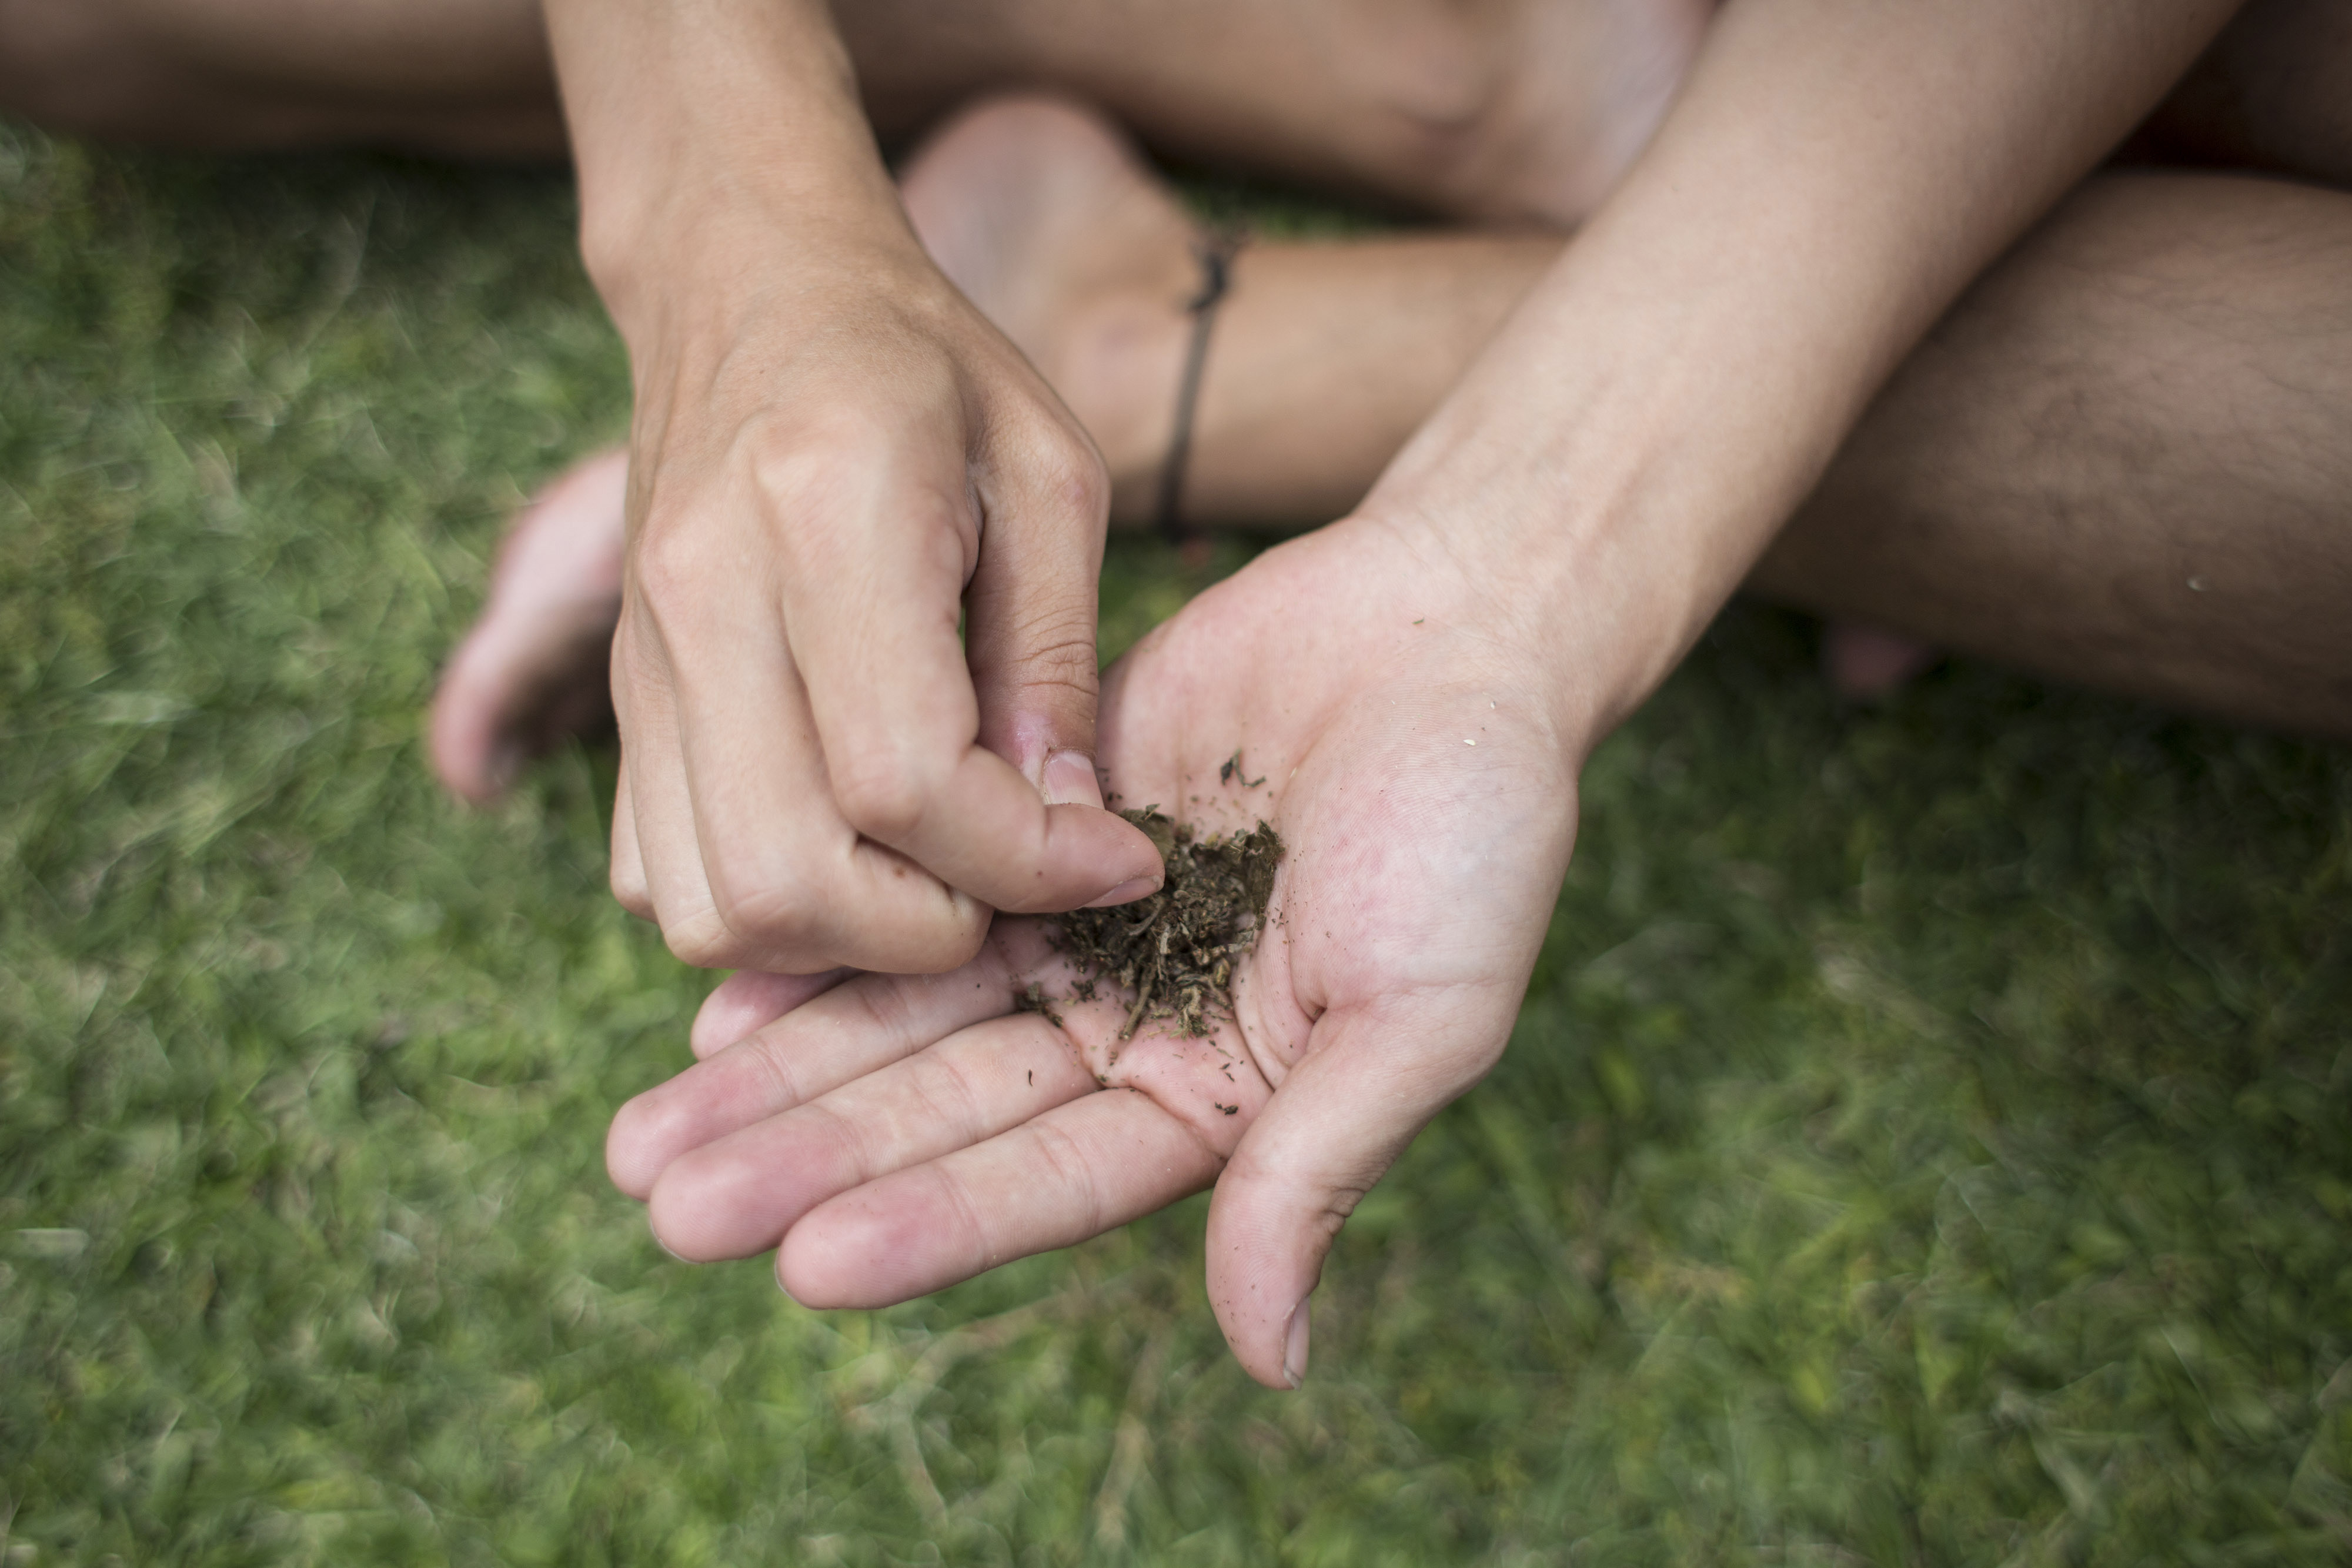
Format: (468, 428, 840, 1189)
(1053, 808, 1282, 1040)
(1011, 981, 1063, 1028)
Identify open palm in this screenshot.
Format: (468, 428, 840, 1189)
(606, 517, 1585, 1386)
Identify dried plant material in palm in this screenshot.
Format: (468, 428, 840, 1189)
(1050, 808, 1282, 1039)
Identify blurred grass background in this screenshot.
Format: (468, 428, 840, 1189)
(2, 124, 2347, 1566)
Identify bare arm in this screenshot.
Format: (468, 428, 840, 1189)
(1382, 0, 2244, 751)
(547, 0, 900, 329)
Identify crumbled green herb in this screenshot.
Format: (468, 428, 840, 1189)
(1053, 808, 1282, 1039)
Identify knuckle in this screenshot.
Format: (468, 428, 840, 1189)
(704, 861, 825, 957)
(1028, 1118, 1103, 1237)
(662, 910, 746, 971)
(1006, 623, 1101, 697)
(1021, 431, 1110, 523)
(740, 415, 848, 509)
(627, 516, 710, 609)
(740, 1034, 807, 1112)
(829, 744, 949, 844)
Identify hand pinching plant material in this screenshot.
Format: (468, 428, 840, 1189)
(1051, 808, 1282, 1039)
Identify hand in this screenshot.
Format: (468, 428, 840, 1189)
(546, 0, 1163, 978)
(601, 215, 1166, 975)
(604, 515, 1587, 1387)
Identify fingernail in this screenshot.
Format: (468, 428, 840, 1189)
(1083, 874, 1159, 909)
(1282, 1299, 1312, 1389)
(1040, 750, 1106, 810)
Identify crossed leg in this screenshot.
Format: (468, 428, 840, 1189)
(440, 92, 2352, 774)
(0, 0, 1703, 218)
(7, 0, 2350, 775)
(2, 0, 1710, 797)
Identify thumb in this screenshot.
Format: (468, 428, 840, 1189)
(965, 417, 1114, 808)
(1204, 992, 1515, 1389)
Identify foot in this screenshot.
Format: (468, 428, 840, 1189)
(1822, 619, 1941, 701)
(429, 449, 628, 803)
(900, 96, 1204, 526)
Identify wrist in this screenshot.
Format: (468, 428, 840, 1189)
(544, 0, 913, 332)
(1301, 507, 1621, 774)
(1357, 402, 1742, 763)
(1354, 196, 1880, 750)
(586, 190, 931, 355)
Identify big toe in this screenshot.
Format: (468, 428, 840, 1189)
(429, 599, 619, 803)
(429, 645, 523, 805)
(429, 450, 628, 803)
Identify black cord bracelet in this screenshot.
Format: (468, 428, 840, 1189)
(1153, 228, 1247, 547)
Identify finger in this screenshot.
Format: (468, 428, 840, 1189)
(690, 968, 853, 1059)
(605, 948, 1021, 1198)
(770, 443, 1162, 915)
(776, 1087, 1224, 1309)
(964, 408, 1111, 797)
(609, 755, 653, 920)
(647, 1013, 1100, 1260)
(1202, 992, 1515, 1389)
(644, 573, 1002, 968)
(637, 579, 991, 973)
(610, 615, 730, 952)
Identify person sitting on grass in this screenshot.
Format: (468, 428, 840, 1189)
(10, 0, 2350, 1388)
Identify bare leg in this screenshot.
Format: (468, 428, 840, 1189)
(0, 0, 1705, 223)
(429, 450, 626, 801)
(4, 0, 1710, 800)
(22, 0, 2351, 768)
(0, 0, 567, 158)
(1753, 170, 2352, 735)
(837, 0, 1708, 224)
(422, 90, 1564, 800)
(897, 98, 1558, 529)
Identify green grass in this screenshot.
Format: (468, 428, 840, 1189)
(3, 125, 2348, 1566)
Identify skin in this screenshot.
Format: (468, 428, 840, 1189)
(606, 0, 2248, 1388)
(916, 99, 2352, 734)
(11, 0, 2323, 1384)
(437, 84, 2352, 768)
(1752, 170, 2352, 735)
(549, 0, 1168, 974)
(613, 516, 1576, 1389)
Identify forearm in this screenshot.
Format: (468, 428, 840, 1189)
(1375, 0, 2242, 744)
(543, 0, 917, 336)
